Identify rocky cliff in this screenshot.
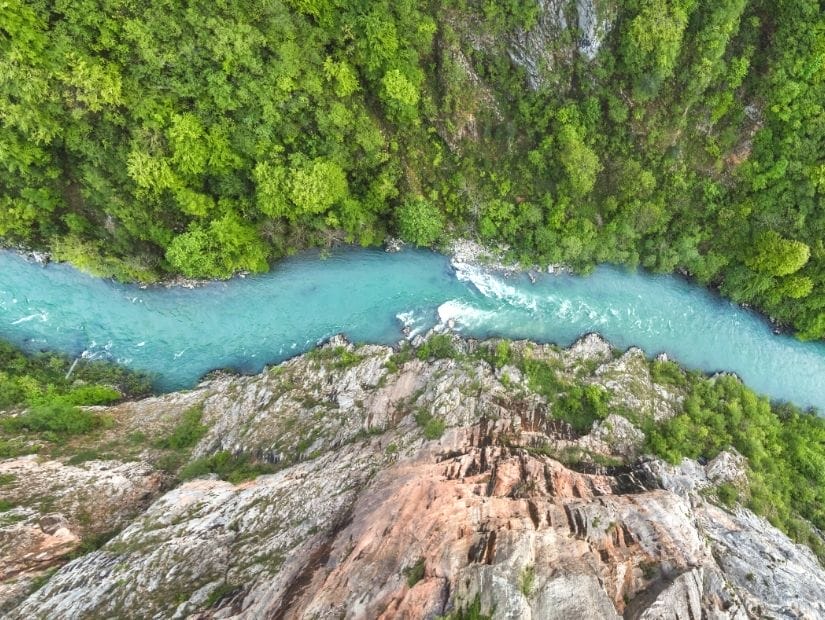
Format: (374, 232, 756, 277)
(1, 334, 823, 619)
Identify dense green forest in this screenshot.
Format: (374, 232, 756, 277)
(1, 0, 824, 336)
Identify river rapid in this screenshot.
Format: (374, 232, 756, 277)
(0, 248, 823, 411)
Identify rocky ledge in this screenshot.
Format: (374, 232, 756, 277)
(1, 334, 823, 619)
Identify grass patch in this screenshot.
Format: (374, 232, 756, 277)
(308, 346, 365, 369)
(205, 582, 240, 608)
(519, 565, 535, 596)
(67, 449, 105, 465)
(155, 405, 207, 450)
(403, 557, 426, 587)
(1, 402, 111, 438)
(414, 409, 446, 440)
(0, 473, 16, 486)
(179, 451, 277, 484)
(29, 568, 58, 593)
(0, 512, 26, 526)
(385, 343, 415, 373)
(437, 596, 492, 620)
(68, 529, 120, 559)
(0, 438, 34, 458)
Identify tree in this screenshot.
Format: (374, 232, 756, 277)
(166, 214, 268, 278)
(621, 0, 692, 98)
(555, 121, 601, 198)
(746, 231, 810, 277)
(396, 198, 443, 246)
(288, 158, 348, 216)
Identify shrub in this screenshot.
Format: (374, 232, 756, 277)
(179, 451, 277, 484)
(552, 384, 609, 433)
(416, 335, 456, 361)
(414, 409, 446, 440)
(156, 405, 207, 450)
(404, 557, 426, 587)
(650, 359, 686, 387)
(2, 402, 109, 437)
(646, 374, 825, 562)
(519, 565, 535, 596)
(716, 483, 738, 507)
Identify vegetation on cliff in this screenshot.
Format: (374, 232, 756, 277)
(0, 341, 151, 456)
(2, 0, 824, 337)
(2, 334, 823, 562)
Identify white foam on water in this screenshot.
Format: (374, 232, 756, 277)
(436, 299, 495, 329)
(11, 311, 48, 325)
(396, 309, 431, 338)
(453, 262, 539, 312)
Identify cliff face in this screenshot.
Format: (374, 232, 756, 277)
(2, 335, 824, 619)
(508, 0, 616, 89)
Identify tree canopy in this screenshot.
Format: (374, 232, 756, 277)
(1, 0, 825, 338)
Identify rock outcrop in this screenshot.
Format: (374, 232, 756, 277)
(3, 335, 823, 619)
(0, 457, 165, 612)
(508, 0, 616, 89)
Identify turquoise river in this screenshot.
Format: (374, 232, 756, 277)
(0, 248, 823, 411)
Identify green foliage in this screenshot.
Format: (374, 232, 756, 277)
(414, 409, 446, 440)
(156, 405, 207, 451)
(308, 345, 365, 369)
(416, 334, 456, 361)
(0, 439, 31, 459)
(715, 482, 739, 507)
(650, 359, 687, 387)
(2, 0, 825, 341)
(397, 198, 445, 247)
(288, 158, 349, 216)
(1, 402, 109, 437)
(552, 384, 610, 433)
(646, 374, 825, 560)
(519, 565, 536, 596)
(179, 451, 277, 484)
(437, 596, 492, 620)
(67, 449, 105, 465)
(745, 231, 810, 277)
(0, 340, 151, 410)
(555, 112, 601, 197)
(205, 582, 240, 608)
(403, 557, 426, 587)
(385, 343, 415, 373)
(166, 215, 268, 279)
(68, 530, 119, 559)
(621, 0, 692, 98)
(493, 341, 512, 369)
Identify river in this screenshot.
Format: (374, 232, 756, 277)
(0, 248, 823, 411)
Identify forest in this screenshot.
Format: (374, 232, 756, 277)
(1, 0, 824, 337)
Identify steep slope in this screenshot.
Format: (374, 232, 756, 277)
(2, 334, 823, 618)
